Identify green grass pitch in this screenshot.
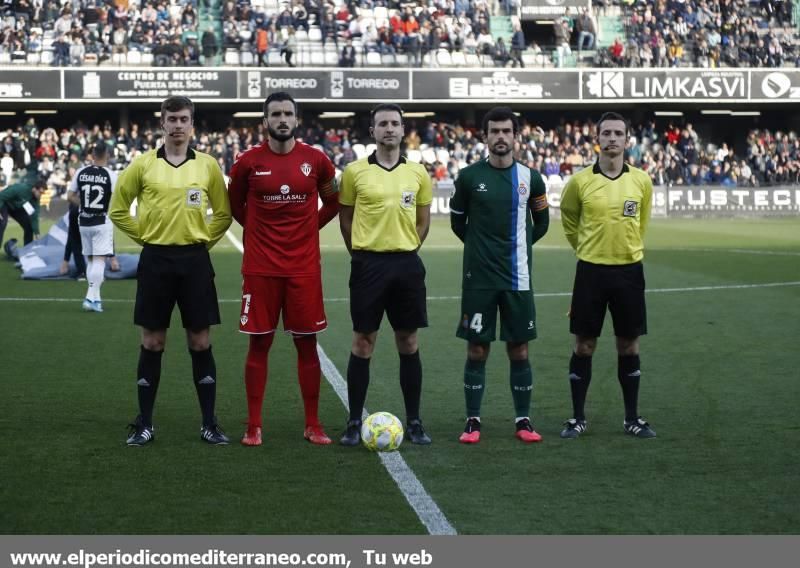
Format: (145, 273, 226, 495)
(1, 217, 798, 534)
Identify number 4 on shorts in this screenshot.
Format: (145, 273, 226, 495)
(470, 313, 483, 333)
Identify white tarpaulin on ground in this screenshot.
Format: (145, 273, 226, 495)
(13, 213, 138, 280)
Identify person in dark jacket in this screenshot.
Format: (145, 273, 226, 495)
(0, 177, 46, 246)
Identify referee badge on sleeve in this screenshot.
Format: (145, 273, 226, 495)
(623, 200, 638, 217)
(187, 188, 203, 208)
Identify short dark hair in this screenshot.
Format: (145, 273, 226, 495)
(160, 96, 194, 119)
(32, 179, 47, 190)
(482, 106, 519, 135)
(370, 103, 404, 127)
(91, 143, 107, 158)
(596, 111, 629, 135)
(263, 91, 298, 116)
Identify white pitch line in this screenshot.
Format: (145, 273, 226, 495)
(224, 230, 457, 536)
(317, 348, 457, 536)
(664, 247, 800, 257)
(225, 230, 244, 251)
(3, 280, 800, 305)
(315, 244, 800, 256)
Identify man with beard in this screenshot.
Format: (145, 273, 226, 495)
(338, 103, 433, 446)
(449, 106, 549, 444)
(228, 92, 339, 447)
(109, 96, 232, 446)
(559, 111, 655, 440)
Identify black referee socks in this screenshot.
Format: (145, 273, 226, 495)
(399, 351, 423, 422)
(569, 352, 593, 421)
(618, 354, 641, 422)
(346, 353, 370, 422)
(137, 346, 163, 427)
(190, 346, 217, 427)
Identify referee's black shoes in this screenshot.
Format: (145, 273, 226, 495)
(560, 418, 588, 439)
(406, 419, 432, 445)
(200, 419, 230, 445)
(126, 416, 154, 447)
(623, 417, 657, 438)
(339, 419, 362, 446)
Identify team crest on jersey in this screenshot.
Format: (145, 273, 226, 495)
(186, 188, 202, 208)
(623, 200, 638, 217)
(280, 184, 291, 195)
(517, 182, 528, 196)
(240, 315, 248, 325)
(300, 162, 312, 177)
(400, 191, 415, 208)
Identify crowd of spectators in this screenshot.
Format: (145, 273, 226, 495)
(205, 0, 525, 68)
(0, 0, 216, 66)
(2, 1, 799, 69)
(3, 115, 800, 198)
(610, 0, 799, 68)
(0, 0, 528, 68)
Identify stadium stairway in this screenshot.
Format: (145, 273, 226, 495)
(794, 0, 800, 32)
(489, 15, 514, 46)
(199, 0, 224, 66)
(597, 14, 624, 49)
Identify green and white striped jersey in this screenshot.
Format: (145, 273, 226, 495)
(450, 159, 549, 291)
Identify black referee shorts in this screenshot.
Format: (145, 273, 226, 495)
(349, 250, 428, 334)
(135, 243, 221, 330)
(569, 260, 647, 339)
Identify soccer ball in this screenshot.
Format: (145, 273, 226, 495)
(361, 412, 404, 452)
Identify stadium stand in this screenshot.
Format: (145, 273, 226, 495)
(2, 1, 798, 68)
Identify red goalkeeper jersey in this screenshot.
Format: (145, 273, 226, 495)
(229, 142, 337, 276)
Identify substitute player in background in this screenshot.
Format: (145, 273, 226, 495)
(559, 111, 656, 439)
(228, 92, 339, 447)
(450, 106, 549, 444)
(110, 96, 232, 447)
(67, 143, 117, 313)
(338, 103, 433, 446)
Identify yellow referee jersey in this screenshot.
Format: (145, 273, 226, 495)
(339, 153, 432, 252)
(560, 162, 652, 265)
(109, 147, 231, 248)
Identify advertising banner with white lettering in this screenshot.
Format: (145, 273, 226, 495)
(0, 70, 61, 100)
(581, 69, 748, 101)
(444, 175, 665, 219)
(751, 70, 800, 101)
(240, 70, 327, 100)
(328, 70, 409, 100)
(520, 0, 591, 19)
(413, 70, 578, 101)
(666, 186, 800, 215)
(63, 69, 238, 100)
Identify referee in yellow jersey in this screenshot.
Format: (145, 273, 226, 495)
(559, 111, 656, 439)
(109, 96, 232, 447)
(338, 103, 433, 446)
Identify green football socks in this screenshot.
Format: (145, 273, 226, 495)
(464, 358, 487, 418)
(510, 359, 533, 418)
